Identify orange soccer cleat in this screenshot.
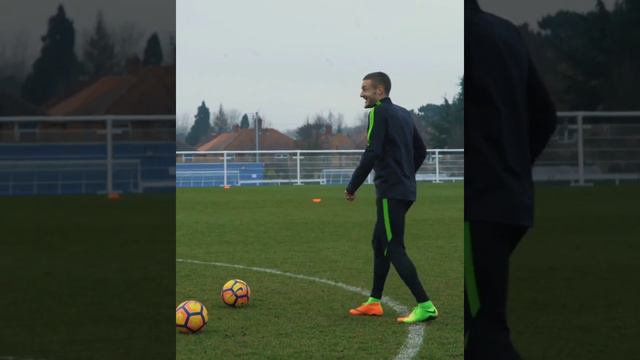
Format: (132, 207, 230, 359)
(349, 301, 384, 316)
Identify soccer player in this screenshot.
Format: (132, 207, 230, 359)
(345, 72, 437, 324)
(465, 0, 557, 358)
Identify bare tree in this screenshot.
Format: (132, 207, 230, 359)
(112, 22, 146, 73)
(226, 109, 241, 128)
(342, 111, 368, 139)
(0, 31, 30, 81)
(335, 113, 345, 133)
(255, 113, 271, 129)
(82, 11, 116, 79)
(355, 111, 368, 130)
(177, 112, 191, 138)
(262, 115, 272, 129)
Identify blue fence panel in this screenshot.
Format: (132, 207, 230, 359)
(0, 142, 174, 196)
(176, 162, 265, 188)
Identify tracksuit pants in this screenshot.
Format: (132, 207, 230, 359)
(465, 220, 528, 360)
(370, 197, 429, 303)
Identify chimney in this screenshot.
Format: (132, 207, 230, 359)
(126, 55, 142, 75)
(232, 124, 240, 133)
(254, 113, 263, 130)
(325, 124, 332, 136)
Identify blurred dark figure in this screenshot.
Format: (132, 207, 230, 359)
(464, 0, 557, 358)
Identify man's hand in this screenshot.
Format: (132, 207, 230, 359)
(345, 190, 356, 201)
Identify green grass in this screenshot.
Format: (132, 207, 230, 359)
(0, 194, 176, 360)
(510, 185, 640, 358)
(177, 183, 463, 359)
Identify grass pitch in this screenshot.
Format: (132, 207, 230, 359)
(176, 183, 463, 359)
(0, 194, 176, 360)
(510, 185, 640, 359)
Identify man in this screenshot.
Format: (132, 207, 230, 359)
(465, 0, 557, 358)
(345, 71, 436, 324)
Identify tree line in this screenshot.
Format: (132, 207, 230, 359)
(0, 5, 174, 108)
(181, 102, 259, 146)
(181, 77, 463, 149)
(521, 0, 640, 110)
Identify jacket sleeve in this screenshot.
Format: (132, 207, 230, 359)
(346, 106, 386, 194)
(527, 57, 557, 164)
(412, 124, 427, 173)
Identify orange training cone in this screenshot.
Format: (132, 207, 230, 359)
(107, 192, 121, 200)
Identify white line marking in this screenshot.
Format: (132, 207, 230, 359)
(177, 258, 425, 360)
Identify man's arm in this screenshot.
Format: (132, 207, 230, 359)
(527, 57, 557, 164)
(413, 124, 427, 173)
(346, 106, 386, 195)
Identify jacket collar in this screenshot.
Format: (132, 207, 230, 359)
(376, 97, 392, 106)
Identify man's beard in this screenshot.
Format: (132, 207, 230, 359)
(364, 99, 374, 109)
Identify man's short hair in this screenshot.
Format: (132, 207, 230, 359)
(363, 72, 391, 95)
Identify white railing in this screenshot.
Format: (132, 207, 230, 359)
(176, 170, 241, 188)
(5, 111, 636, 194)
(534, 111, 640, 185)
(0, 159, 141, 196)
(175, 149, 464, 187)
(0, 115, 175, 195)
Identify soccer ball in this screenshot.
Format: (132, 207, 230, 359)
(221, 279, 251, 307)
(176, 300, 208, 334)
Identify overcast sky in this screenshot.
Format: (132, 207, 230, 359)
(1, 0, 175, 69)
(3, 0, 617, 131)
(177, 0, 463, 132)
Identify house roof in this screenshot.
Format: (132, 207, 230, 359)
(320, 132, 357, 150)
(47, 65, 175, 115)
(350, 132, 368, 149)
(177, 139, 195, 151)
(197, 128, 295, 151)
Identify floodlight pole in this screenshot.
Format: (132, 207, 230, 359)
(223, 151, 228, 187)
(435, 150, 441, 183)
(106, 118, 113, 194)
(255, 113, 260, 164)
(296, 151, 301, 185)
(577, 113, 585, 186)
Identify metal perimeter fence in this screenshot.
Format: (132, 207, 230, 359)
(0, 115, 175, 196)
(176, 111, 640, 188)
(2, 111, 638, 195)
(535, 111, 640, 185)
(175, 149, 464, 187)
